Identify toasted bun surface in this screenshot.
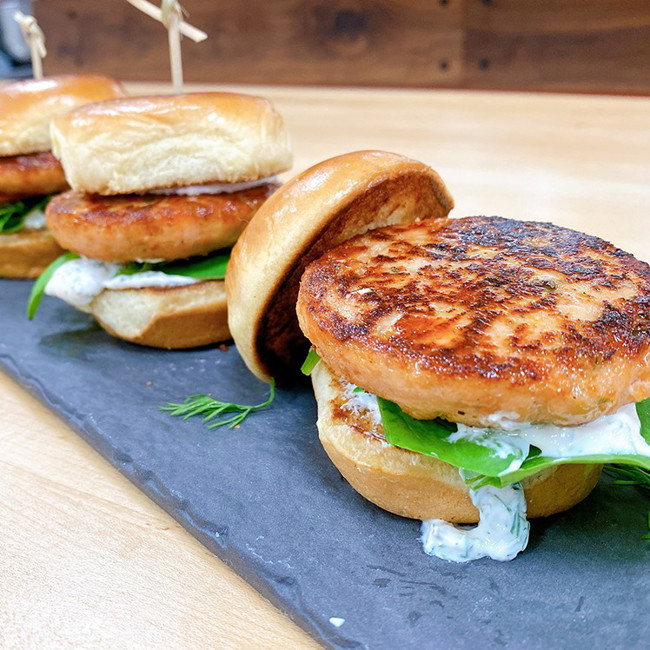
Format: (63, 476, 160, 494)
(0, 152, 67, 199)
(0, 228, 66, 278)
(298, 216, 650, 427)
(0, 75, 125, 157)
(51, 93, 292, 195)
(312, 362, 602, 522)
(89, 281, 229, 349)
(46, 183, 278, 263)
(226, 151, 454, 384)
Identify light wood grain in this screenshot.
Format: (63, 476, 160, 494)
(1, 83, 649, 648)
(0, 372, 316, 650)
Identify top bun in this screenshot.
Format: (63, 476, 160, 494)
(51, 93, 293, 195)
(225, 150, 454, 383)
(0, 75, 126, 157)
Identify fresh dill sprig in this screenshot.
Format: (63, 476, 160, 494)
(160, 380, 275, 429)
(606, 464, 650, 539)
(605, 464, 650, 491)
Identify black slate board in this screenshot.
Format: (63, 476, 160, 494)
(2, 278, 649, 650)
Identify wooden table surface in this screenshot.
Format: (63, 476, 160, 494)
(1, 83, 649, 649)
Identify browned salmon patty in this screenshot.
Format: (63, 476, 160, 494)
(297, 216, 650, 427)
(46, 183, 280, 263)
(0, 152, 68, 202)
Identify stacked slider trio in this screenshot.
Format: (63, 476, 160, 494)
(0, 75, 124, 278)
(32, 92, 292, 348)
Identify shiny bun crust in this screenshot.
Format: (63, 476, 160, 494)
(0, 229, 66, 278)
(89, 281, 229, 349)
(312, 362, 602, 523)
(226, 151, 454, 383)
(0, 75, 126, 156)
(51, 93, 293, 195)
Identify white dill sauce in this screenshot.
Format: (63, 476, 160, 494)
(342, 385, 648, 562)
(421, 480, 530, 563)
(451, 403, 650, 472)
(147, 176, 277, 196)
(45, 257, 198, 310)
(22, 207, 47, 230)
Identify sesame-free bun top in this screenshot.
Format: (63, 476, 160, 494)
(0, 75, 126, 157)
(225, 150, 454, 383)
(50, 93, 293, 195)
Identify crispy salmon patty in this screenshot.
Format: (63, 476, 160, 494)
(297, 216, 650, 427)
(0, 152, 68, 202)
(46, 183, 279, 263)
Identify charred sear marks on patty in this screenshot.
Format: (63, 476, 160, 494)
(300, 216, 650, 380)
(46, 183, 279, 262)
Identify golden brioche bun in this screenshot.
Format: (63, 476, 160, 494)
(50, 93, 292, 195)
(0, 229, 66, 278)
(226, 151, 454, 384)
(89, 281, 229, 349)
(312, 361, 603, 523)
(0, 75, 125, 157)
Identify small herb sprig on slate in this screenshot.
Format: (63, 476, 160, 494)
(161, 380, 276, 429)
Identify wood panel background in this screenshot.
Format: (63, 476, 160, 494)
(34, 0, 650, 93)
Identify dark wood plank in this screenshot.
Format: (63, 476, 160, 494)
(464, 0, 650, 93)
(33, 0, 650, 93)
(35, 0, 463, 86)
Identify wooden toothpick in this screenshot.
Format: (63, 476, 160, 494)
(126, 0, 208, 94)
(162, 0, 183, 94)
(13, 11, 47, 80)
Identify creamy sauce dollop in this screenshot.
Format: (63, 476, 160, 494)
(23, 207, 46, 230)
(421, 480, 529, 562)
(147, 176, 277, 196)
(450, 403, 650, 474)
(45, 257, 199, 310)
(340, 384, 649, 562)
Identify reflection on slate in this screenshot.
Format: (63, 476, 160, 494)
(1, 279, 648, 649)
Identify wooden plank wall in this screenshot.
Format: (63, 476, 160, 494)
(34, 0, 650, 94)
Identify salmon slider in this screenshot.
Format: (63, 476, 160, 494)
(0, 75, 125, 278)
(30, 93, 292, 349)
(228, 151, 650, 562)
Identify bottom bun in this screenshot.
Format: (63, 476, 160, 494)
(0, 229, 66, 278)
(312, 362, 602, 523)
(90, 281, 229, 349)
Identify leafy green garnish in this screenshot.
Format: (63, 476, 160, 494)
(301, 349, 321, 376)
(0, 195, 51, 233)
(116, 250, 230, 281)
(161, 380, 276, 429)
(378, 395, 650, 489)
(28, 249, 230, 320)
(27, 252, 80, 320)
(378, 397, 530, 478)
